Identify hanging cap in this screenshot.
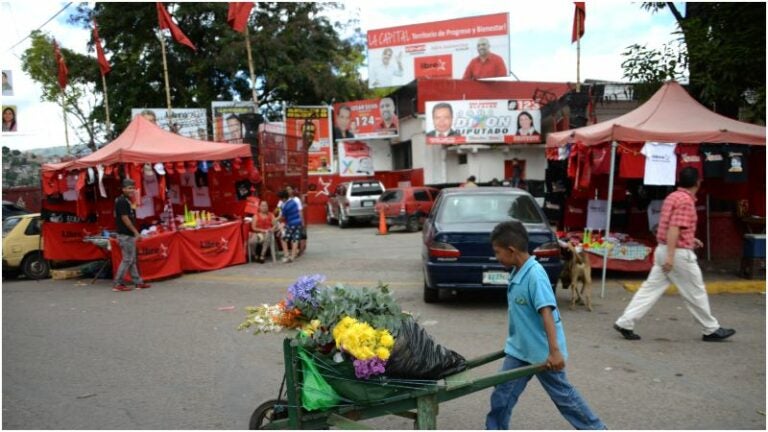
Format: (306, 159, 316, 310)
(232, 157, 242, 169)
(198, 161, 209, 173)
(175, 161, 186, 173)
(212, 161, 222, 172)
(104, 164, 114, 175)
(164, 162, 174, 174)
(186, 161, 197, 173)
(154, 162, 166, 176)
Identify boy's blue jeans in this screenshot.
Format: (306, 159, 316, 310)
(486, 355, 606, 430)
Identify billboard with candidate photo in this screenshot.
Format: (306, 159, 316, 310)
(367, 13, 509, 88)
(285, 106, 334, 175)
(130, 108, 207, 139)
(211, 101, 257, 143)
(425, 99, 541, 145)
(333, 97, 399, 141)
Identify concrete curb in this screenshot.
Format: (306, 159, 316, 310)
(622, 280, 766, 295)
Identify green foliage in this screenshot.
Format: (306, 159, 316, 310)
(626, 2, 765, 121)
(2, 146, 9, 155)
(61, 2, 372, 135)
(621, 41, 687, 100)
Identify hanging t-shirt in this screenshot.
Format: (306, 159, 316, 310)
(700, 144, 726, 178)
(563, 197, 588, 230)
(641, 142, 677, 186)
(676, 144, 703, 180)
(545, 160, 569, 194)
(723, 144, 749, 183)
(543, 192, 565, 225)
(591, 146, 612, 175)
(618, 142, 645, 179)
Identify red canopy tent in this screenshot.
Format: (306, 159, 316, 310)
(40, 115, 257, 265)
(545, 81, 766, 295)
(547, 81, 765, 147)
(43, 115, 251, 171)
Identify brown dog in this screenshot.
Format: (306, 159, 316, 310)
(559, 242, 593, 311)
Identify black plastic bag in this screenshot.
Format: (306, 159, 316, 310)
(385, 317, 467, 380)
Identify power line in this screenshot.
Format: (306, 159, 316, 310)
(5, 2, 74, 52)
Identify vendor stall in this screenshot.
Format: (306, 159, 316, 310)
(545, 81, 766, 294)
(41, 115, 260, 279)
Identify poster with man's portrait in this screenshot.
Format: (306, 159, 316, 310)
(2, 70, 14, 96)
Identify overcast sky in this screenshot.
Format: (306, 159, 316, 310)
(0, 1, 681, 152)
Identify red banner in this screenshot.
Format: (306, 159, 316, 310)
(42, 222, 105, 261)
(176, 222, 246, 271)
(285, 106, 333, 175)
(332, 98, 399, 140)
(110, 231, 182, 282)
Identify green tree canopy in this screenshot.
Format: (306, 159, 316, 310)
(622, 2, 765, 123)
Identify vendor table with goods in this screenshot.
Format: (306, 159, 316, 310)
(563, 231, 654, 273)
(109, 217, 246, 282)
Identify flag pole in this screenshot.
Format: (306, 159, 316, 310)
(158, 31, 173, 121)
(100, 73, 111, 145)
(61, 92, 70, 154)
(576, 11, 581, 92)
(244, 24, 258, 105)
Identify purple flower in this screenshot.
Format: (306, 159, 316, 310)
(353, 357, 387, 379)
(286, 274, 325, 308)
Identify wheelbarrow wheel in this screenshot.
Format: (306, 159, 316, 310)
(249, 399, 288, 430)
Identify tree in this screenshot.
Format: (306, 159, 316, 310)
(60, 2, 371, 137)
(622, 2, 765, 122)
(21, 32, 105, 150)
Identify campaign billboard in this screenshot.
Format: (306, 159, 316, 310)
(367, 13, 509, 88)
(425, 99, 541, 145)
(211, 101, 257, 143)
(338, 141, 374, 177)
(285, 106, 334, 175)
(130, 108, 207, 139)
(332, 97, 399, 141)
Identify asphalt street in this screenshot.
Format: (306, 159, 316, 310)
(2, 224, 765, 429)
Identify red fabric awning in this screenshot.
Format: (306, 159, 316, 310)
(43, 115, 251, 172)
(546, 81, 766, 147)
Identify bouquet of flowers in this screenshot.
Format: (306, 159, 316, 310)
(238, 274, 404, 379)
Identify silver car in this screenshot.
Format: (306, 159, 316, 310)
(326, 180, 385, 228)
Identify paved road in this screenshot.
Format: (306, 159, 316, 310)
(2, 224, 765, 429)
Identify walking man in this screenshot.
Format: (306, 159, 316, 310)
(614, 167, 734, 341)
(113, 178, 151, 292)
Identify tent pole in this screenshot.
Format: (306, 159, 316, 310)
(159, 31, 173, 122)
(244, 24, 258, 106)
(706, 193, 711, 261)
(600, 140, 618, 298)
(101, 72, 111, 146)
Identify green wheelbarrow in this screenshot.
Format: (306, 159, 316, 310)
(249, 338, 544, 430)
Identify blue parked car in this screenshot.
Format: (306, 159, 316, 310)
(421, 187, 562, 303)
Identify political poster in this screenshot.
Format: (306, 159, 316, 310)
(2, 104, 18, 132)
(2, 70, 13, 96)
(333, 97, 399, 141)
(130, 108, 207, 139)
(424, 99, 542, 145)
(338, 141, 374, 177)
(285, 106, 334, 175)
(367, 13, 509, 88)
(211, 101, 257, 143)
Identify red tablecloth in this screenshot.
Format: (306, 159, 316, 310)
(110, 221, 247, 281)
(110, 231, 182, 282)
(176, 221, 246, 271)
(586, 251, 653, 273)
(43, 222, 106, 261)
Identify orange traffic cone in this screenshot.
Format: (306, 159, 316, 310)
(378, 208, 388, 235)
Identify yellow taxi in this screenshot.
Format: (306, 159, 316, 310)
(2, 213, 49, 279)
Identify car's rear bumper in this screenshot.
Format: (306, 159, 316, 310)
(385, 214, 408, 226)
(424, 258, 562, 290)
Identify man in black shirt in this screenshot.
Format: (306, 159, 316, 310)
(113, 178, 151, 292)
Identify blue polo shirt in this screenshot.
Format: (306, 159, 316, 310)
(505, 256, 568, 364)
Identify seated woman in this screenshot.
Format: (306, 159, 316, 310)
(249, 201, 276, 263)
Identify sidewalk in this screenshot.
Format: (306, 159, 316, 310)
(620, 258, 766, 295)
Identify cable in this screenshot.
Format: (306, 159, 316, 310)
(5, 2, 74, 52)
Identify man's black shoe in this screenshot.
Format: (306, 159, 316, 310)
(702, 327, 735, 342)
(613, 324, 641, 340)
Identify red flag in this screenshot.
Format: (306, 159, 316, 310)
(156, 2, 197, 51)
(93, 21, 111, 75)
(572, 2, 586, 43)
(53, 40, 68, 90)
(227, 2, 253, 33)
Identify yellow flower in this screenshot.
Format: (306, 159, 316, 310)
(375, 347, 391, 361)
(378, 331, 395, 349)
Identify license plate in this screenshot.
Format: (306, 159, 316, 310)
(483, 271, 510, 285)
(362, 201, 374, 207)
